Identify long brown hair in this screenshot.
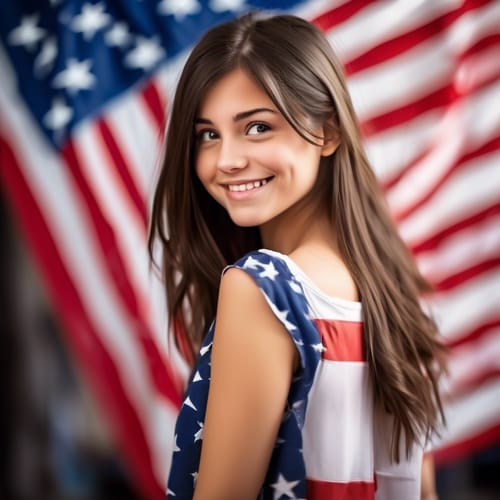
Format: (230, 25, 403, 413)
(149, 13, 446, 461)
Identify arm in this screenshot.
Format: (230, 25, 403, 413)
(193, 268, 298, 500)
(421, 453, 439, 500)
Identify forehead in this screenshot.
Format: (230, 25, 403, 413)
(198, 68, 274, 117)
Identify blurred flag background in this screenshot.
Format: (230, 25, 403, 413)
(0, 0, 499, 498)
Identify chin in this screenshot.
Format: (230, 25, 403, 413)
(227, 213, 268, 228)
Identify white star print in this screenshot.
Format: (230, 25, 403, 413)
(34, 36, 57, 77)
(243, 255, 260, 270)
(173, 434, 181, 452)
(183, 396, 197, 411)
(200, 342, 212, 356)
(43, 97, 73, 131)
(8, 14, 46, 51)
(259, 260, 279, 280)
(71, 2, 111, 40)
(124, 36, 165, 71)
(311, 342, 327, 353)
(209, 0, 246, 12)
(271, 473, 300, 499)
(194, 421, 204, 442)
(53, 58, 96, 94)
(158, 0, 201, 20)
(191, 471, 198, 484)
(105, 22, 132, 47)
(192, 370, 202, 382)
(288, 280, 302, 294)
(264, 294, 296, 331)
(166, 488, 176, 496)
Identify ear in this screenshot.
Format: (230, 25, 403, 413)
(320, 122, 339, 157)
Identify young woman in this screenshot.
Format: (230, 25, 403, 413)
(149, 13, 446, 500)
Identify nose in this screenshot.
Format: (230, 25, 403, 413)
(216, 138, 248, 173)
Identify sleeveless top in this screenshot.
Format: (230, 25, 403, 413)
(167, 249, 423, 499)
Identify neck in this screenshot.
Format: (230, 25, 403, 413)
(259, 201, 337, 256)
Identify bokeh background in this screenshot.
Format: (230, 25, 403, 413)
(1, 1, 499, 499)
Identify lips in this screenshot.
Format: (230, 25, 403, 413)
(225, 176, 273, 192)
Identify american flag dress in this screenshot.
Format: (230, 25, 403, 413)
(167, 249, 423, 499)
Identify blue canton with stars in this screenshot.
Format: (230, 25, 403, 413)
(167, 249, 323, 499)
(0, 0, 305, 148)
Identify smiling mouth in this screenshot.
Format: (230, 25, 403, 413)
(226, 177, 273, 192)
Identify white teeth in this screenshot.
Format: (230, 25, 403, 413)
(228, 178, 269, 192)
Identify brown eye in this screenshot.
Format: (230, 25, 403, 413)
(198, 129, 219, 141)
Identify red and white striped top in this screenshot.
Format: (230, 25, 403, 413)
(284, 255, 424, 500)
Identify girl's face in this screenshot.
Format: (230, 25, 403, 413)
(194, 68, 335, 229)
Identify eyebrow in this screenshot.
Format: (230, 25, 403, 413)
(195, 107, 276, 125)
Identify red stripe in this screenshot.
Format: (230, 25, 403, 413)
(312, 0, 374, 32)
(433, 258, 500, 292)
(446, 317, 500, 349)
(446, 369, 500, 401)
(433, 422, 500, 465)
(410, 203, 500, 254)
(463, 33, 500, 59)
(344, 0, 491, 76)
(141, 79, 166, 133)
(62, 141, 182, 408)
(0, 134, 163, 499)
(97, 119, 148, 227)
(393, 135, 500, 222)
(362, 83, 453, 139)
(307, 478, 375, 500)
(314, 319, 365, 362)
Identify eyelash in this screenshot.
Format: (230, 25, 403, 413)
(196, 122, 271, 142)
(197, 129, 218, 142)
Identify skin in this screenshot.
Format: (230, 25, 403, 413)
(192, 68, 435, 498)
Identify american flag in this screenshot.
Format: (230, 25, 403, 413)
(0, 0, 498, 498)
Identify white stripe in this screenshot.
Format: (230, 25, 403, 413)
(445, 327, 500, 396)
(329, 0, 459, 62)
(303, 361, 373, 481)
(429, 270, 500, 342)
(0, 44, 178, 483)
(105, 87, 164, 202)
(435, 378, 500, 448)
(347, 2, 500, 120)
(365, 109, 442, 181)
(398, 151, 500, 247)
(387, 81, 500, 216)
(348, 36, 453, 120)
(416, 215, 500, 284)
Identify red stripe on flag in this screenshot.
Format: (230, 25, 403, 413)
(344, 0, 492, 76)
(392, 135, 500, 222)
(446, 370, 500, 401)
(97, 118, 148, 227)
(410, 203, 500, 254)
(62, 140, 182, 408)
(141, 79, 167, 133)
(446, 318, 500, 350)
(307, 477, 375, 500)
(433, 422, 500, 465)
(362, 84, 452, 139)
(0, 134, 163, 499)
(434, 259, 500, 292)
(312, 0, 374, 32)
(314, 319, 365, 362)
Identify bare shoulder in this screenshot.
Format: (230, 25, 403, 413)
(215, 265, 298, 368)
(289, 246, 359, 302)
